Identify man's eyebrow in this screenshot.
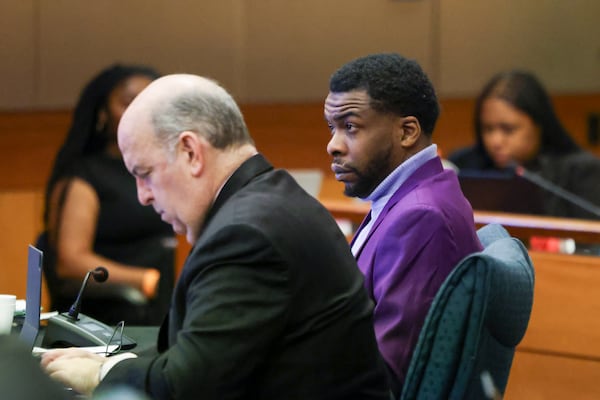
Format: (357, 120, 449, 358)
(326, 111, 359, 122)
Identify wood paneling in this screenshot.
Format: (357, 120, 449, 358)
(243, 0, 435, 102)
(1, 93, 597, 190)
(2, 1, 599, 108)
(439, 0, 600, 96)
(473, 211, 600, 245)
(0, 0, 36, 109)
(506, 351, 600, 400)
(37, 1, 243, 108)
(0, 110, 70, 190)
(521, 251, 600, 359)
(0, 190, 47, 307)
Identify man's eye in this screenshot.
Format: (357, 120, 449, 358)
(346, 123, 356, 131)
(137, 171, 150, 179)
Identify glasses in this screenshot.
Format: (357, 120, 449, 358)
(98, 320, 125, 357)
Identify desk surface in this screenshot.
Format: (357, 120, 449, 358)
(122, 325, 159, 352)
(12, 316, 159, 354)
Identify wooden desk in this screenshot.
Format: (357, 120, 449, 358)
(506, 250, 600, 400)
(473, 211, 600, 246)
(322, 191, 600, 247)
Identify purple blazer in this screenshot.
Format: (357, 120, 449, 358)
(352, 157, 483, 386)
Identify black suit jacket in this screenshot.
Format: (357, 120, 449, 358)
(100, 154, 389, 399)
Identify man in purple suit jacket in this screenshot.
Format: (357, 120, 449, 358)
(324, 53, 483, 396)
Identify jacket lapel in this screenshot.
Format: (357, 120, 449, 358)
(353, 157, 444, 258)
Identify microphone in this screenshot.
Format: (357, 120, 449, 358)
(42, 265, 136, 349)
(67, 266, 109, 320)
(513, 164, 600, 218)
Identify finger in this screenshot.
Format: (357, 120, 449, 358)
(44, 348, 104, 365)
(47, 368, 90, 394)
(48, 369, 72, 386)
(40, 349, 72, 368)
(45, 358, 101, 395)
(56, 348, 103, 360)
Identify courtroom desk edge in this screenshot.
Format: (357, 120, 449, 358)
(474, 211, 600, 244)
(320, 199, 600, 246)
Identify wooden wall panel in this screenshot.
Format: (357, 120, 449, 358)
(0, 0, 36, 109)
(439, 0, 600, 96)
(2, 1, 598, 109)
(0, 190, 47, 307)
(37, 0, 243, 108)
(506, 351, 600, 400)
(243, 0, 435, 102)
(0, 111, 70, 190)
(520, 251, 600, 358)
(0, 94, 597, 191)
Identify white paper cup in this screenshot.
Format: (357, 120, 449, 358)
(0, 294, 16, 335)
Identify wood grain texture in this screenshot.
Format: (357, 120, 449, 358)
(1, 94, 597, 189)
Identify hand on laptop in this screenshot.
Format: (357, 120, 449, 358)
(40, 348, 105, 396)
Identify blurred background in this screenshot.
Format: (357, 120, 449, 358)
(1, 0, 598, 107)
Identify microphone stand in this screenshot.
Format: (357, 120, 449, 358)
(67, 270, 93, 321)
(515, 165, 600, 218)
(66, 266, 109, 321)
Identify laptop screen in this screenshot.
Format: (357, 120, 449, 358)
(19, 245, 43, 350)
(458, 170, 545, 215)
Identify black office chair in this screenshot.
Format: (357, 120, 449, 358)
(400, 223, 535, 400)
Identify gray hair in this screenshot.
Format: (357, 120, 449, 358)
(151, 81, 254, 154)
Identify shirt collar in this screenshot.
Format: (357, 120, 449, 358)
(364, 144, 438, 220)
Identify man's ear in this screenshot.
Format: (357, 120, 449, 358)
(179, 131, 204, 176)
(397, 116, 422, 147)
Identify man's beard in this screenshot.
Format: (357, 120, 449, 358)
(343, 146, 393, 199)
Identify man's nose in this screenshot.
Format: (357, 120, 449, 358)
(136, 179, 153, 205)
(327, 131, 346, 156)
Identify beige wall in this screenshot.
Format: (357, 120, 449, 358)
(1, 0, 598, 110)
(439, 0, 600, 95)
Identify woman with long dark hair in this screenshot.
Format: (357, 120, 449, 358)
(42, 64, 175, 325)
(449, 70, 600, 220)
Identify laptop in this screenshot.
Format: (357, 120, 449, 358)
(287, 169, 323, 198)
(19, 245, 43, 351)
(458, 169, 545, 215)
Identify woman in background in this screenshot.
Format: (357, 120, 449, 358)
(42, 64, 175, 325)
(449, 70, 600, 220)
